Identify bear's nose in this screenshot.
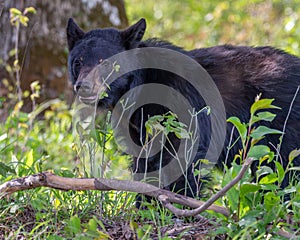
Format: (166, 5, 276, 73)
(74, 81, 92, 95)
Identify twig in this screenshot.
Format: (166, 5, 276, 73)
(158, 157, 254, 217)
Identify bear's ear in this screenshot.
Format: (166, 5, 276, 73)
(121, 18, 146, 49)
(67, 18, 85, 51)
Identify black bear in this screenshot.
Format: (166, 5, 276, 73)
(67, 18, 299, 198)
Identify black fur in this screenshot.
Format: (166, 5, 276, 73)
(67, 18, 300, 198)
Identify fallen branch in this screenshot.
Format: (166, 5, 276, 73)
(0, 171, 229, 217)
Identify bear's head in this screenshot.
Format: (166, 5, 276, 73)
(66, 18, 146, 109)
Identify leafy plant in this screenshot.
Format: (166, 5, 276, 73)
(213, 96, 300, 238)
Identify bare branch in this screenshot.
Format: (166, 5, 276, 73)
(0, 171, 229, 217)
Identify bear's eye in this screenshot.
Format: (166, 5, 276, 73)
(72, 59, 82, 79)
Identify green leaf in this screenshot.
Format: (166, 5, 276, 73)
(99, 91, 108, 100)
(10, 8, 22, 16)
(86, 218, 98, 232)
(154, 123, 165, 131)
(25, 149, 34, 168)
(9, 49, 17, 57)
(227, 116, 247, 142)
(200, 159, 211, 165)
(264, 192, 280, 211)
(240, 183, 261, 195)
(259, 173, 278, 184)
(257, 151, 274, 165)
(263, 208, 278, 225)
(275, 161, 285, 183)
(260, 184, 278, 191)
(289, 149, 300, 163)
(256, 166, 274, 179)
(145, 122, 153, 136)
(250, 98, 280, 115)
(19, 15, 29, 26)
(5, 65, 12, 73)
(250, 126, 282, 139)
(174, 128, 190, 139)
(247, 145, 271, 160)
(82, 218, 109, 238)
(18, 111, 29, 123)
(214, 226, 230, 235)
(24, 7, 37, 15)
(252, 111, 276, 123)
(147, 115, 164, 124)
(114, 64, 120, 72)
(226, 187, 240, 211)
(47, 236, 64, 240)
(30, 80, 40, 89)
(222, 164, 242, 211)
(67, 215, 82, 235)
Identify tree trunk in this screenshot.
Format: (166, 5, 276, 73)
(0, 0, 128, 112)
